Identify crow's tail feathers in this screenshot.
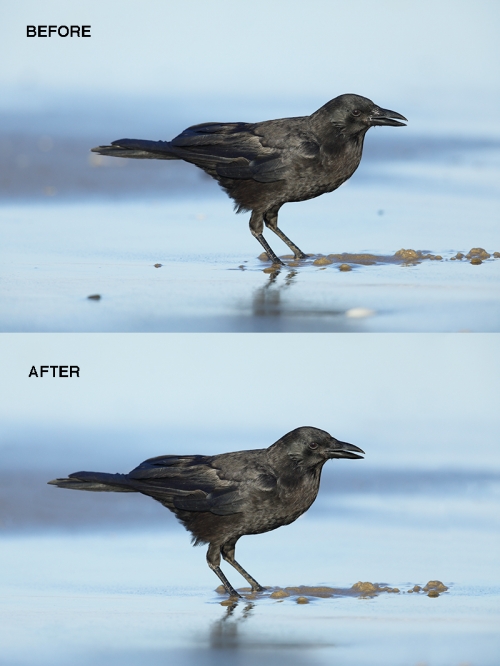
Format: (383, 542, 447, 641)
(91, 139, 180, 160)
(48, 471, 137, 493)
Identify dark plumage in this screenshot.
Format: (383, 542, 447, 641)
(91, 94, 407, 264)
(49, 426, 364, 597)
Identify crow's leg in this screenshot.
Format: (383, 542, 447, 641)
(221, 541, 266, 592)
(264, 209, 307, 260)
(249, 211, 284, 266)
(207, 543, 241, 598)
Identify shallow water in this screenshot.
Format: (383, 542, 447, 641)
(2, 502, 500, 666)
(1, 181, 499, 332)
(3, 438, 500, 664)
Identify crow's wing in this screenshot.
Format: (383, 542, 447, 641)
(127, 454, 244, 515)
(172, 488, 244, 515)
(169, 119, 320, 182)
(127, 453, 278, 515)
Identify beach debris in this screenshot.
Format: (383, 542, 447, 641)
(215, 579, 448, 602)
(254, 247, 496, 269)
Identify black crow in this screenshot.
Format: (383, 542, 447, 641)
(49, 426, 364, 597)
(92, 94, 406, 264)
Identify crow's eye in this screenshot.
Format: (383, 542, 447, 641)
(352, 109, 361, 117)
(309, 442, 318, 450)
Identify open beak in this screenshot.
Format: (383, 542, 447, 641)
(327, 439, 365, 460)
(370, 107, 407, 127)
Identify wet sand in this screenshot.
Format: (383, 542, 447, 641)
(3, 446, 500, 664)
(2, 526, 499, 666)
(1, 191, 499, 332)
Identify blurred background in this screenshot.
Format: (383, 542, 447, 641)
(1, 333, 499, 535)
(2, 0, 499, 201)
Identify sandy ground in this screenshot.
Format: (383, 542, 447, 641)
(1, 186, 499, 332)
(2, 498, 500, 666)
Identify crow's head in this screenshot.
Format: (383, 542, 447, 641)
(274, 426, 364, 468)
(317, 93, 407, 137)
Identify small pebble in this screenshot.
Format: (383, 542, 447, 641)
(87, 294, 101, 300)
(154, 263, 162, 268)
(270, 589, 290, 599)
(470, 258, 482, 265)
(423, 580, 448, 593)
(427, 590, 440, 598)
(339, 263, 352, 272)
(296, 596, 309, 604)
(351, 582, 378, 594)
(466, 247, 490, 260)
(313, 257, 333, 266)
(395, 248, 419, 260)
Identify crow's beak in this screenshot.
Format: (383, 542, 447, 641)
(327, 440, 365, 460)
(370, 107, 407, 127)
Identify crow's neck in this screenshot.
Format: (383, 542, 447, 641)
(268, 449, 326, 488)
